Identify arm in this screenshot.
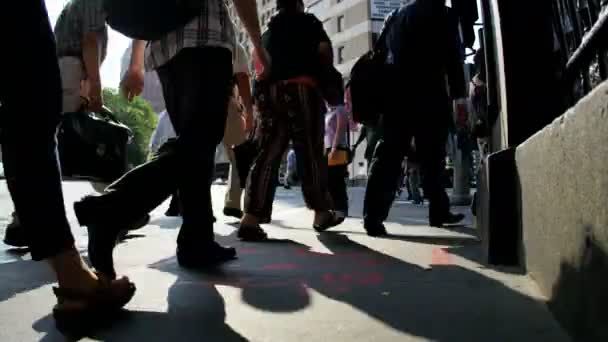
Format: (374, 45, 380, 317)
(80, 1, 108, 111)
(233, 0, 269, 75)
(121, 40, 146, 101)
(332, 107, 348, 151)
(444, 13, 468, 127)
(314, 17, 333, 65)
(319, 42, 333, 65)
(82, 32, 103, 111)
(235, 72, 254, 132)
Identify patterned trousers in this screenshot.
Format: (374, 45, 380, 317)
(245, 82, 333, 218)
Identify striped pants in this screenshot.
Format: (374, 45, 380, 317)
(245, 82, 333, 218)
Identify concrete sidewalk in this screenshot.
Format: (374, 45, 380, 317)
(0, 182, 570, 341)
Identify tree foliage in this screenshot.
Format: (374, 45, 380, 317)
(103, 88, 158, 166)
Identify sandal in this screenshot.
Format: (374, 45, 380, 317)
(52, 276, 136, 336)
(237, 225, 268, 242)
(313, 211, 343, 232)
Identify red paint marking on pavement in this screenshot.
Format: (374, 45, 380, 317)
(431, 248, 452, 265)
(357, 272, 384, 285)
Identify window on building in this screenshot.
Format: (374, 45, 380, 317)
(337, 46, 345, 64)
(337, 15, 345, 33)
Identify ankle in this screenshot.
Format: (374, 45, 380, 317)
(241, 213, 259, 226)
(314, 210, 331, 222)
(48, 248, 98, 291)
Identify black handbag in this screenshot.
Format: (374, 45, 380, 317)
(232, 137, 257, 190)
(57, 106, 132, 183)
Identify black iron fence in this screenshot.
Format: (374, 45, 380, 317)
(552, 0, 608, 107)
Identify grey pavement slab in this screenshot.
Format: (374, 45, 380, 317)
(0, 182, 570, 341)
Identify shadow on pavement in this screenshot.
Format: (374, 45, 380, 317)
(271, 219, 478, 246)
(29, 232, 566, 341)
(33, 264, 249, 342)
(0, 260, 54, 304)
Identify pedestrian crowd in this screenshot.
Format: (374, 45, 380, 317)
(0, 0, 471, 335)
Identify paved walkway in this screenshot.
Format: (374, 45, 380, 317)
(0, 181, 570, 341)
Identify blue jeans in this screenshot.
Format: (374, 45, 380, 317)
(0, 0, 75, 260)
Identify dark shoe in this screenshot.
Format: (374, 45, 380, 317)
(364, 221, 388, 237)
(3, 215, 28, 248)
(86, 223, 123, 280)
(313, 211, 343, 232)
(223, 207, 243, 219)
(128, 214, 150, 231)
(52, 276, 136, 336)
(75, 197, 142, 279)
(443, 212, 465, 225)
(74, 196, 118, 226)
(177, 242, 237, 269)
(430, 212, 465, 228)
(237, 224, 268, 242)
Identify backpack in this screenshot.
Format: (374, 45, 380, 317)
(349, 12, 397, 125)
(103, 0, 204, 40)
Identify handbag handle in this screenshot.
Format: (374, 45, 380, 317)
(78, 97, 133, 139)
(79, 97, 123, 125)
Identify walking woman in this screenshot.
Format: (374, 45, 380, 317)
(325, 103, 350, 222)
(239, 0, 342, 240)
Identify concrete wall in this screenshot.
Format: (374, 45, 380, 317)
(516, 81, 608, 341)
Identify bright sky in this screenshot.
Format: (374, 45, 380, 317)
(46, 0, 130, 89)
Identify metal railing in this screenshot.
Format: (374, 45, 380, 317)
(553, 0, 608, 107)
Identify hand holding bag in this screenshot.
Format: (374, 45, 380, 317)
(58, 105, 132, 183)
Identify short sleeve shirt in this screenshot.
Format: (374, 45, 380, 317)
(54, 0, 108, 61)
(144, 0, 235, 71)
(263, 12, 331, 81)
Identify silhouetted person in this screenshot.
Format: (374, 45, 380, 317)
(364, 0, 467, 236)
(0, 0, 134, 334)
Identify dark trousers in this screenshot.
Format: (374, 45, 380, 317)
(364, 106, 450, 226)
(327, 164, 349, 214)
(166, 191, 182, 215)
(101, 47, 232, 246)
(0, 0, 74, 260)
(245, 83, 333, 218)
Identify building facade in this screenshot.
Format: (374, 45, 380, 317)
(306, 0, 399, 79)
(229, 0, 401, 79)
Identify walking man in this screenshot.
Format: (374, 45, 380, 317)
(73, 0, 269, 278)
(364, 0, 466, 236)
